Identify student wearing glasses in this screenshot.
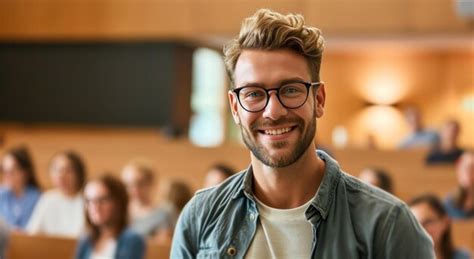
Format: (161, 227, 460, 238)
(171, 9, 433, 258)
(76, 174, 145, 259)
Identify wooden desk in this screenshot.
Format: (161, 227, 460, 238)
(6, 232, 171, 259)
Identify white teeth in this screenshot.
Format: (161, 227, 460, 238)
(264, 127, 292, 135)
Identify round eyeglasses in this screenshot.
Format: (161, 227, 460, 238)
(232, 81, 322, 113)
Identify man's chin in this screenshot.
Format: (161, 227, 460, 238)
(256, 149, 297, 168)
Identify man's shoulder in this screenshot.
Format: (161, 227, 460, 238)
(338, 171, 405, 215)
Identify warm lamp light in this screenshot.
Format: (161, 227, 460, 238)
(356, 67, 410, 106)
(353, 105, 407, 149)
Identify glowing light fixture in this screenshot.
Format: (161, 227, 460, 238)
(355, 63, 410, 106)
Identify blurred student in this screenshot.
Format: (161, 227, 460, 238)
(27, 151, 86, 237)
(162, 180, 193, 221)
(76, 174, 145, 259)
(358, 167, 394, 194)
(399, 106, 439, 150)
(0, 146, 41, 230)
(426, 119, 464, 165)
(121, 159, 172, 239)
(410, 194, 471, 259)
(153, 179, 193, 244)
(444, 151, 474, 219)
(203, 163, 235, 188)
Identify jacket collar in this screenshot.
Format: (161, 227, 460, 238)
(232, 150, 341, 220)
(310, 150, 341, 220)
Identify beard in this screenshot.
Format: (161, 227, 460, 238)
(239, 113, 316, 168)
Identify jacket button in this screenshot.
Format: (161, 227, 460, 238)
(249, 213, 256, 221)
(227, 246, 237, 256)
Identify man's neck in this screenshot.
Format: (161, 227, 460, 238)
(251, 147, 325, 209)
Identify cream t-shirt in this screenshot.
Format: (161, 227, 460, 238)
(26, 189, 84, 237)
(245, 197, 313, 259)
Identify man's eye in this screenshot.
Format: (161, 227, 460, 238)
(248, 91, 263, 97)
(284, 87, 298, 93)
(243, 90, 265, 99)
(281, 86, 304, 95)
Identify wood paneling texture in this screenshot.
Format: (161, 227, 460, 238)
(0, 0, 471, 41)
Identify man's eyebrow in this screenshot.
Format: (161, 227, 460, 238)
(238, 82, 265, 88)
(238, 77, 306, 88)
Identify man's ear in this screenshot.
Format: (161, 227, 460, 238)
(228, 90, 241, 124)
(314, 83, 326, 118)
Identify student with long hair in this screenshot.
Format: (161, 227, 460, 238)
(409, 194, 471, 259)
(76, 174, 145, 259)
(27, 150, 87, 237)
(0, 146, 41, 230)
(445, 151, 474, 219)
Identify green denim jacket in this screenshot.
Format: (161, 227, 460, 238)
(171, 150, 434, 258)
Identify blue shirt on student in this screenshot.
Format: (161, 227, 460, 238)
(75, 228, 145, 259)
(0, 185, 41, 229)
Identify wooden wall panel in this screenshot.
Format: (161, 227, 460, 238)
(0, 0, 471, 41)
(318, 48, 473, 150)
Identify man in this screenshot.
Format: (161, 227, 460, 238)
(172, 9, 433, 258)
(399, 106, 439, 150)
(426, 119, 464, 164)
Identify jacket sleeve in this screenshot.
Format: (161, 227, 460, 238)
(170, 196, 198, 258)
(375, 203, 434, 258)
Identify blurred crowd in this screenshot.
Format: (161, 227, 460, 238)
(0, 106, 471, 258)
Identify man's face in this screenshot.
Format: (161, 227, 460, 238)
(228, 49, 325, 168)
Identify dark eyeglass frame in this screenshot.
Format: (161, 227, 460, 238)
(232, 81, 322, 113)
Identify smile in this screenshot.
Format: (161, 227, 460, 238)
(259, 126, 297, 136)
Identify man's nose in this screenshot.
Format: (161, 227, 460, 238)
(262, 92, 288, 120)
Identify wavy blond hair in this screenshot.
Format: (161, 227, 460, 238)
(223, 9, 325, 84)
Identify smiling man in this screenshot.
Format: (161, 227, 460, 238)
(171, 9, 434, 258)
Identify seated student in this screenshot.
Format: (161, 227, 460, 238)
(203, 163, 235, 188)
(409, 194, 471, 259)
(151, 180, 193, 244)
(160, 180, 193, 224)
(444, 151, 474, 219)
(358, 167, 394, 194)
(76, 174, 145, 259)
(426, 119, 464, 165)
(27, 151, 87, 237)
(399, 106, 440, 150)
(0, 146, 41, 230)
(121, 159, 173, 239)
